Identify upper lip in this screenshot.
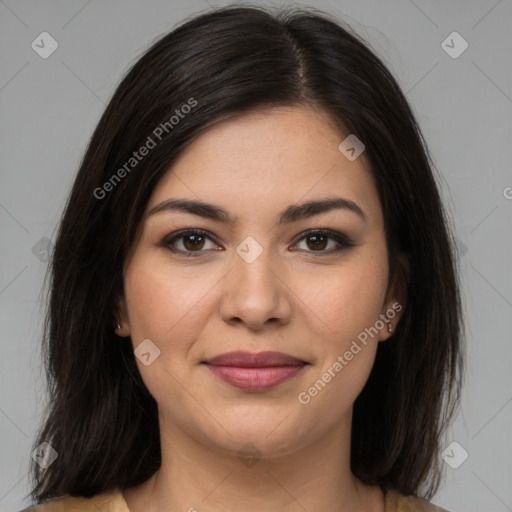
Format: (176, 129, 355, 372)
(203, 351, 307, 367)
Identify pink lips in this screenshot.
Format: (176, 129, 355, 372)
(203, 351, 307, 391)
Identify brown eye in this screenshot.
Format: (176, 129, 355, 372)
(304, 233, 328, 251)
(182, 233, 206, 251)
(293, 229, 356, 255)
(162, 229, 220, 256)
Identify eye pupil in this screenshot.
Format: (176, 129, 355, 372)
(307, 234, 328, 251)
(183, 234, 205, 251)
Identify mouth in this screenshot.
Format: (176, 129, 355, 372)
(202, 351, 309, 391)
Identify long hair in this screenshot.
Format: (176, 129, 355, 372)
(28, 4, 464, 502)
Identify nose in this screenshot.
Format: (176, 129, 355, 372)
(219, 244, 293, 331)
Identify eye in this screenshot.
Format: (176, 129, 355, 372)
(292, 229, 356, 255)
(162, 228, 356, 257)
(162, 229, 221, 257)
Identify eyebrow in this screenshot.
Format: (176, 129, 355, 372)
(148, 197, 366, 225)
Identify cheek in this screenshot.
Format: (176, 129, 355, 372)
(123, 259, 221, 389)
(124, 258, 210, 340)
(296, 341, 378, 429)
(122, 259, 215, 406)
(295, 245, 389, 347)
(293, 246, 387, 413)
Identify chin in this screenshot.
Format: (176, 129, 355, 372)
(195, 408, 314, 459)
(213, 432, 302, 462)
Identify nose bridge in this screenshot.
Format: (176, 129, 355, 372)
(220, 234, 290, 328)
(233, 234, 277, 296)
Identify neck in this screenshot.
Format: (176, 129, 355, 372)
(123, 408, 384, 512)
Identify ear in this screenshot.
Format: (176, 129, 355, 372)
(114, 293, 131, 337)
(378, 252, 409, 342)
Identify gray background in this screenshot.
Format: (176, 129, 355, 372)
(1, 0, 511, 510)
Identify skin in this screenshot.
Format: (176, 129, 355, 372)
(117, 105, 406, 512)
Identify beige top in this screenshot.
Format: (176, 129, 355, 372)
(20, 487, 450, 511)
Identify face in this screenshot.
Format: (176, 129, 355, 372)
(118, 105, 404, 459)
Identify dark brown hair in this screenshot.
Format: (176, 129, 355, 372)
(28, 3, 464, 503)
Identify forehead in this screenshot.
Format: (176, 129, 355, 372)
(146, 105, 382, 228)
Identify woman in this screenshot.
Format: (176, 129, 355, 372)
(22, 4, 464, 511)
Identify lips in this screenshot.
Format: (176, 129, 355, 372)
(203, 351, 308, 391)
(205, 351, 306, 367)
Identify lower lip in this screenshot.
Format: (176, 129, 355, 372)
(205, 365, 305, 391)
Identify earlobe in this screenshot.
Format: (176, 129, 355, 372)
(379, 253, 409, 342)
(377, 310, 394, 342)
(114, 295, 130, 337)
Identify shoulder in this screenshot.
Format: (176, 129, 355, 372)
(18, 488, 129, 512)
(385, 488, 451, 512)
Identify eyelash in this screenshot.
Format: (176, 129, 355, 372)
(161, 228, 356, 258)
